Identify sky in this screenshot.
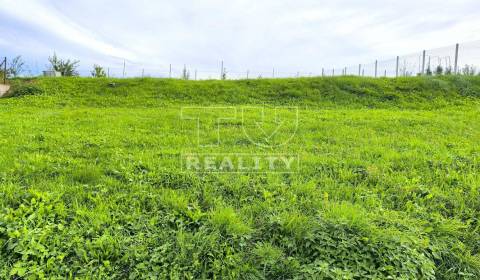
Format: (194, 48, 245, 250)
(0, 0, 479, 78)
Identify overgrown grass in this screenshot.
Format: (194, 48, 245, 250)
(0, 76, 479, 279)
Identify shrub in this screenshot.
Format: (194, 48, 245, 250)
(461, 64, 477, 76)
(435, 65, 443, 75)
(48, 52, 80, 77)
(181, 65, 190, 80)
(91, 65, 107, 78)
(8, 82, 43, 97)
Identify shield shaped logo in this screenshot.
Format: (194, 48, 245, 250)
(241, 106, 298, 148)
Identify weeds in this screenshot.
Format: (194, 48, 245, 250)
(0, 76, 479, 278)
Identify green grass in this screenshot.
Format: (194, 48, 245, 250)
(0, 76, 480, 279)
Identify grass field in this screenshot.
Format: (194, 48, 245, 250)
(1, 76, 480, 279)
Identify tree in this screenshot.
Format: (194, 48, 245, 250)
(7, 56, 25, 77)
(425, 66, 432, 76)
(435, 65, 443, 75)
(221, 67, 227, 80)
(181, 65, 190, 80)
(91, 64, 106, 77)
(444, 66, 452, 75)
(48, 52, 80, 76)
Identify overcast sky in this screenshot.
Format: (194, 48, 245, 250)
(0, 0, 479, 77)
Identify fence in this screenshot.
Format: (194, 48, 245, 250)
(340, 41, 480, 78)
(84, 41, 479, 80)
(13, 40, 480, 80)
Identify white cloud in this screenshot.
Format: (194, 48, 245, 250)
(0, 0, 479, 77)
(0, 0, 135, 60)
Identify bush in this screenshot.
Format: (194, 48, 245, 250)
(91, 65, 107, 78)
(8, 82, 43, 97)
(48, 52, 80, 77)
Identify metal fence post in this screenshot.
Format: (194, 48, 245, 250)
(220, 61, 224, 79)
(395, 56, 399, 77)
(358, 64, 361, 76)
(2, 57, 6, 84)
(220, 60, 223, 80)
(454, 43, 459, 74)
(3, 57, 6, 84)
(169, 64, 172, 78)
(374, 60, 378, 77)
(421, 50, 426, 75)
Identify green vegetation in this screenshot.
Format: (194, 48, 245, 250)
(47, 53, 80, 77)
(6, 56, 26, 78)
(0, 76, 480, 279)
(91, 65, 107, 78)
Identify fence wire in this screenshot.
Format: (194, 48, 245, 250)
(338, 41, 480, 78)
(16, 40, 480, 80)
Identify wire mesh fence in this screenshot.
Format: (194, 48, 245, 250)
(9, 40, 480, 80)
(73, 64, 324, 80)
(96, 41, 480, 79)
(332, 41, 480, 78)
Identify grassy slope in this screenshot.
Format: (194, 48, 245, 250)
(6, 75, 480, 108)
(0, 76, 479, 279)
